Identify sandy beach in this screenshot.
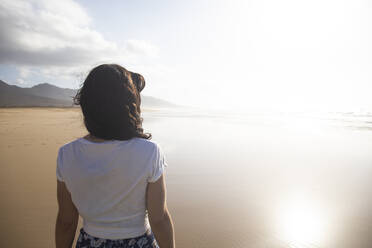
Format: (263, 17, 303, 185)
(1, 108, 372, 248)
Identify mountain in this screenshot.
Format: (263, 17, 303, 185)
(0, 80, 74, 107)
(141, 95, 175, 108)
(0, 80, 175, 108)
(26, 83, 77, 101)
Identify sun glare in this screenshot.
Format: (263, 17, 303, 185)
(276, 197, 328, 246)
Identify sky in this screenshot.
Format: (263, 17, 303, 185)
(0, 0, 371, 112)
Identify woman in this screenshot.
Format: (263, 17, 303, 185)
(55, 64, 175, 248)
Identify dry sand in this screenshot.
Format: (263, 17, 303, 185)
(0, 108, 86, 247)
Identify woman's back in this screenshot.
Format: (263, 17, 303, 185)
(56, 137, 167, 239)
(55, 64, 174, 248)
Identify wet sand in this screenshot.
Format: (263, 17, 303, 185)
(1, 108, 372, 248)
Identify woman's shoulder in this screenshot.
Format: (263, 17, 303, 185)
(58, 137, 82, 150)
(57, 137, 162, 153)
(60, 138, 81, 148)
(130, 137, 161, 150)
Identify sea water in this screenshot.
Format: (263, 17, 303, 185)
(143, 108, 372, 248)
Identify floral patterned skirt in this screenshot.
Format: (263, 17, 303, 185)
(75, 228, 159, 248)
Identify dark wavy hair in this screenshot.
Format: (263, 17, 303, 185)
(73, 64, 151, 140)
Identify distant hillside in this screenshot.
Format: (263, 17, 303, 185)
(141, 95, 175, 108)
(0, 80, 175, 108)
(0, 80, 74, 107)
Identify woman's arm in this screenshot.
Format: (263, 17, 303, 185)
(55, 180, 79, 248)
(146, 175, 175, 248)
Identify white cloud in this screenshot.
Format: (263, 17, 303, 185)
(16, 77, 26, 85)
(18, 67, 30, 78)
(0, 0, 159, 84)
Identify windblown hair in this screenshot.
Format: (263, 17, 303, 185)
(73, 64, 151, 140)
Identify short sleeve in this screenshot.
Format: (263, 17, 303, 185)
(148, 143, 168, 183)
(56, 147, 64, 181)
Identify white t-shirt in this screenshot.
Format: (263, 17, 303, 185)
(56, 137, 167, 239)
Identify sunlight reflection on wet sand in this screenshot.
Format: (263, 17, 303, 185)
(145, 109, 372, 248)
